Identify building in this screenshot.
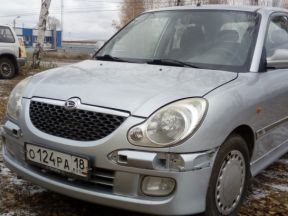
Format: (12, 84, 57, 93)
(15, 27, 62, 49)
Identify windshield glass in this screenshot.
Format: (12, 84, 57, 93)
(96, 10, 260, 72)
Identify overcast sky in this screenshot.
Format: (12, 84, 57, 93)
(0, 0, 121, 40)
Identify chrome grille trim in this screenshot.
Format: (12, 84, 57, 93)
(90, 168, 115, 187)
(31, 97, 130, 117)
(28, 164, 115, 192)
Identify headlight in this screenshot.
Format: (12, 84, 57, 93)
(7, 76, 32, 120)
(128, 98, 207, 147)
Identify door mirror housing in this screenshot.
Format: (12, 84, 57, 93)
(267, 49, 288, 69)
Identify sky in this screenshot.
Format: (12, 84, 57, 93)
(0, 0, 121, 40)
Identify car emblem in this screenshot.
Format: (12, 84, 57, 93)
(64, 98, 81, 111)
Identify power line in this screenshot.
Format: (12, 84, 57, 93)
(0, 9, 121, 18)
(0, 0, 197, 19)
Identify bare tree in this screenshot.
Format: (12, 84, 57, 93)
(272, 0, 283, 6)
(47, 16, 60, 30)
(283, 0, 288, 8)
(32, 0, 51, 68)
(208, 0, 221, 3)
(112, 20, 122, 31)
(114, 0, 145, 30)
(176, 0, 185, 5)
(151, 0, 185, 8)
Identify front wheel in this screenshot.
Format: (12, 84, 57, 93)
(0, 58, 16, 79)
(205, 134, 250, 216)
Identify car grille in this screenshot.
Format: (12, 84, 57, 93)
(90, 168, 115, 189)
(29, 100, 126, 141)
(30, 164, 115, 193)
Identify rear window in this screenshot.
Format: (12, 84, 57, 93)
(0, 26, 15, 43)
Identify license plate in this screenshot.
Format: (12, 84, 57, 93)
(25, 144, 89, 178)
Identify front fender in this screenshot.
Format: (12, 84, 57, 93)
(169, 73, 260, 153)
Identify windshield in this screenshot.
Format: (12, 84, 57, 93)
(96, 10, 260, 72)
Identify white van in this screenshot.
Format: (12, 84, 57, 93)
(0, 25, 25, 79)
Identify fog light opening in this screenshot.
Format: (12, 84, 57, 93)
(141, 176, 176, 197)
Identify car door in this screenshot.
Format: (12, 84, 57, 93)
(253, 13, 288, 161)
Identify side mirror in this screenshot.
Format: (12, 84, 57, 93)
(267, 49, 288, 69)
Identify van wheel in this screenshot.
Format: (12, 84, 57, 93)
(0, 58, 16, 79)
(204, 134, 250, 216)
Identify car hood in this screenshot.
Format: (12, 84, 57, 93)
(25, 60, 238, 117)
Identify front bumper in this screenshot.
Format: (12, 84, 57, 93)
(3, 145, 213, 215)
(1, 97, 216, 215)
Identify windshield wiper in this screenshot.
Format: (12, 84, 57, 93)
(146, 59, 199, 68)
(95, 54, 127, 62)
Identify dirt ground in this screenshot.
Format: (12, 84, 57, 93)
(0, 69, 287, 216)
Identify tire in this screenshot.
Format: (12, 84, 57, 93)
(204, 134, 251, 216)
(0, 58, 16, 79)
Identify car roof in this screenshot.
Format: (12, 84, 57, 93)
(147, 4, 288, 14)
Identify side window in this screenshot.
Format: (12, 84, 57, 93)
(265, 15, 288, 57)
(0, 26, 15, 43)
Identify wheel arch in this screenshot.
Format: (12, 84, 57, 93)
(229, 125, 255, 160)
(0, 53, 19, 73)
(205, 125, 254, 216)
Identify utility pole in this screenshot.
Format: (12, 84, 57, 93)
(32, 0, 51, 68)
(13, 16, 20, 29)
(61, 0, 64, 42)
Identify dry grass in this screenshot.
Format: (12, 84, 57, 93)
(44, 51, 89, 61)
(0, 76, 25, 122)
(27, 51, 89, 61)
(0, 65, 56, 122)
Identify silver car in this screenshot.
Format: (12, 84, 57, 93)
(2, 5, 288, 216)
